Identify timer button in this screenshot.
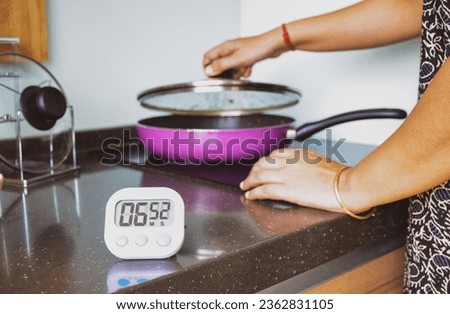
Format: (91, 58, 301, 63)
(135, 234, 148, 247)
(157, 233, 172, 247)
(115, 235, 129, 247)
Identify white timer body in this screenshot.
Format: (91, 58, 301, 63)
(104, 187, 185, 259)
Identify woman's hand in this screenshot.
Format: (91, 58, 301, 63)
(240, 148, 347, 213)
(203, 29, 286, 79)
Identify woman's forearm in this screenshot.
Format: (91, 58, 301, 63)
(265, 0, 422, 53)
(204, 0, 422, 78)
(341, 60, 450, 212)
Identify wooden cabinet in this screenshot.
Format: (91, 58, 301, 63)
(0, 0, 48, 61)
(304, 247, 405, 294)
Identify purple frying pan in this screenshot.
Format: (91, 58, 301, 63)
(136, 108, 406, 164)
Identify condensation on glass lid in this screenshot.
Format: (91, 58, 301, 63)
(138, 80, 301, 115)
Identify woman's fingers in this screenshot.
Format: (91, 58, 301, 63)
(243, 183, 286, 201)
(250, 148, 305, 173)
(204, 31, 284, 78)
(240, 168, 284, 191)
(233, 67, 252, 79)
(204, 57, 235, 77)
(269, 148, 300, 159)
(204, 59, 230, 78)
(244, 149, 303, 187)
(203, 37, 263, 78)
(203, 40, 241, 77)
(251, 154, 283, 171)
(242, 67, 252, 78)
(203, 40, 234, 66)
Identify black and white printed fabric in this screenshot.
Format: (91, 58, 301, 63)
(404, 0, 450, 293)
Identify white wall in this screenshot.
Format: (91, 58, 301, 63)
(240, 0, 421, 145)
(44, 0, 241, 131)
(45, 0, 421, 146)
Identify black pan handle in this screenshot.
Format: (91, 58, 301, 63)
(295, 108, 407, 141)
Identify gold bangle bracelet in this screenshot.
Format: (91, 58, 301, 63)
(334, 166, 377, 220)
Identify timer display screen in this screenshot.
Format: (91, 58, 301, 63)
(114, 200, 174, 227)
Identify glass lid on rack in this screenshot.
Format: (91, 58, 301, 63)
(0, 52, 73, 174)
(138, 79, 301, 116)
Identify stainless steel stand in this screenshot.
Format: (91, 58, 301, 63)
(0, 38, 80, 189)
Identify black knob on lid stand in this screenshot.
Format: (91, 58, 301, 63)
(20, 86, 67, 131)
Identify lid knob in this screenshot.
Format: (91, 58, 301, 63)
(20, 86, 67, 131)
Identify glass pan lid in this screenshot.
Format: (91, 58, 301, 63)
(137, 79, 301, 116)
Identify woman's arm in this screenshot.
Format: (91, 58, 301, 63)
(0, 173, 3, 190)
(241, 59, 450, 214)
(286, 0, 422, 52)
(204, 0, 422, 77)
(340, 59, 450, 212)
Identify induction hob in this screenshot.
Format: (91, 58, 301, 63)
(121, 145, 252, 187)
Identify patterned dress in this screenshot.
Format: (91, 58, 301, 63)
(404, 0, 450, 293)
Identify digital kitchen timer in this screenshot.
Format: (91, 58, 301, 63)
(104, 187, 185, 259)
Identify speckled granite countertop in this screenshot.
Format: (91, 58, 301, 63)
(0, 138, 407, 293)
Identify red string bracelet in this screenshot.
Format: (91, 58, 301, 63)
(282, 23, 295, 50)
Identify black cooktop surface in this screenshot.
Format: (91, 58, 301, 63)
(122, 147, 252, 187)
